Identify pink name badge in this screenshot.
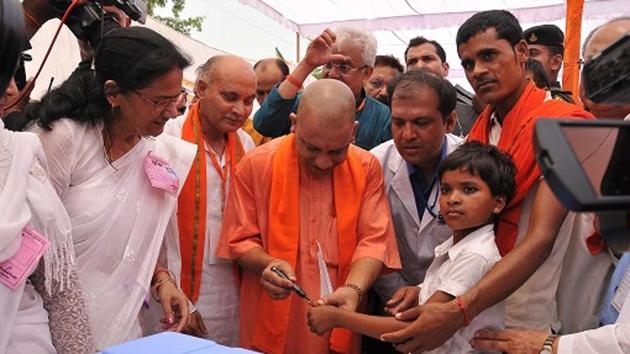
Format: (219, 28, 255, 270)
(144, 152, 179, 193)
(0, 226, 50, 290)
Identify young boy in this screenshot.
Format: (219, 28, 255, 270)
(307, 141, 517, 353)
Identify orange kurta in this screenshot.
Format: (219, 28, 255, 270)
(216, 137, 400, 354)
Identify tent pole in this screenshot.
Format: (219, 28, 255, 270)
(296, 32, 300, 63)
(563, 0, 584, 102)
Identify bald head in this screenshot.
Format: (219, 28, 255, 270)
(583, 18, 630, 61)
(197, 55, 255, 84)
(253, 58, 288, 104)
(580, 18, 630, 119)
(296, 79, 356, 130)
(293, 80, 358, 177)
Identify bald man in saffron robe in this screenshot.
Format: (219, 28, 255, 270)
(216, 79, 401, 354)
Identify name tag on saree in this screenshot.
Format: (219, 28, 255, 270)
(0, 226, 49, 290)
(144, 152, 179, 193)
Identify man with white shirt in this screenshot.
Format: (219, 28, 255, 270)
(163, 55, 256, 345)
(371, 69, 462, 304)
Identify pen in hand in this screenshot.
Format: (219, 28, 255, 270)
(270, 266, 315, 306)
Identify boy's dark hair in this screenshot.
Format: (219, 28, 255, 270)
(404, 36, 447, 63)
(375, 54, 404, 73)
(387, 69, 457, 120)
(456, 10, 523, 48)
(438, 141, 517, 204)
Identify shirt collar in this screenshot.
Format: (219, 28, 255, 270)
(433, 224, 495, 259)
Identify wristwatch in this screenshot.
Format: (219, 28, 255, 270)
(539, 334, 557, 354)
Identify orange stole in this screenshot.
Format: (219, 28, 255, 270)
(251, 134, 366, 354)
(467, 82, 594, 256)
(178, 102, 245, 302)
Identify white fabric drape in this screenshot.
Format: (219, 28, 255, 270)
(0, 121, 74, 353)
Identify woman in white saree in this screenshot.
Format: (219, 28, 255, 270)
(0, 0, 93, 352)
(24, 27, 196, 349)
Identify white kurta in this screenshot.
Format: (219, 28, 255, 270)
(1, 121, 75, 354)
(33, 118, 195, 350)
(163, 117, 254, 346)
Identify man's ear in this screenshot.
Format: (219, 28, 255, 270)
(362, 66, 374, 84)
(289, 112, 298, 133)
(550, 54, 563, 71)
(515, 40, 529, 64)
(196, 79, 208, 99)
(442, 61, 450, 77)
(103, 80, 120, 107)
(351, 121, 359, 142)
(445, 111, 457, 133)
(493, 195, 507, 214)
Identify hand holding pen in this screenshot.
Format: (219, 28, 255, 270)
(261, 260, 314, 305)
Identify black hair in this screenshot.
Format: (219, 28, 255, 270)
(456, 10, 523, 48)
(23, 26, 191, 130)
(253, 58, 289, 77)
(0, 0, 24, 96)
(387, 68, 456, 120)
(404, 36, 447, 64)
(525, 58, 551, 89)
(438, 141, 517, 204)
(375, 55, 404, 73)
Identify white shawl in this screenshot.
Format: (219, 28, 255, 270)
(0, 120, 74, 351)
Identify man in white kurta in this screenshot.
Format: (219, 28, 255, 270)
(164, 55, 256, 345)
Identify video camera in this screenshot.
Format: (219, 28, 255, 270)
(535, 33, 630, 252)
(50, 0, 147, 48)
(582, 33, 630, 104)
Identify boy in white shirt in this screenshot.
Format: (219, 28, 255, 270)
(308, 141, 516, 353)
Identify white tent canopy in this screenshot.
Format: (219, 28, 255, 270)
(234, 0, 628, 87)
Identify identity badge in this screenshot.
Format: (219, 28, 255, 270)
(144, 151, 179, 193)
(0, 226, 50, 290)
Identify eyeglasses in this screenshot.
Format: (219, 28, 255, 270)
(133, 89, 186, 110)
(322, 62, 368, 76)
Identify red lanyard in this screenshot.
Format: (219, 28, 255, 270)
(206, 143, 231, 214)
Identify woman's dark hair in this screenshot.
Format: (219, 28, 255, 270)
(0, 0, 24, 96)
(24, 26, 191, 130)
(438, 141, 517, 204)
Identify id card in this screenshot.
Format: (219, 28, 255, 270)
(144, 152, 179, 193)
(0, 226, 49, 290)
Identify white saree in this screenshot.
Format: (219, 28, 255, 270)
(34, 119, 195, 349)
(0, 120, 75, 353)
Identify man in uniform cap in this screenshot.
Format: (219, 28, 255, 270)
(523, 24, 574, 102)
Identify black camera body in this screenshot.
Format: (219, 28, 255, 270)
(50, 0, 146, 48)
(582, 33, 630, 104)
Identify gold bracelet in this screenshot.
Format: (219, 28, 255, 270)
(343, 283, 363, 302)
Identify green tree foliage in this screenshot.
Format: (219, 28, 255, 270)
(146, 0, 204, 35)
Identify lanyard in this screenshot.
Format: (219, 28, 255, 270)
(206, 142, 231, 215)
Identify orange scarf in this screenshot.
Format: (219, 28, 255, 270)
(178, 102, 245, 302)
(251, 134, 366, 354)
(467, 82, 593, 256)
